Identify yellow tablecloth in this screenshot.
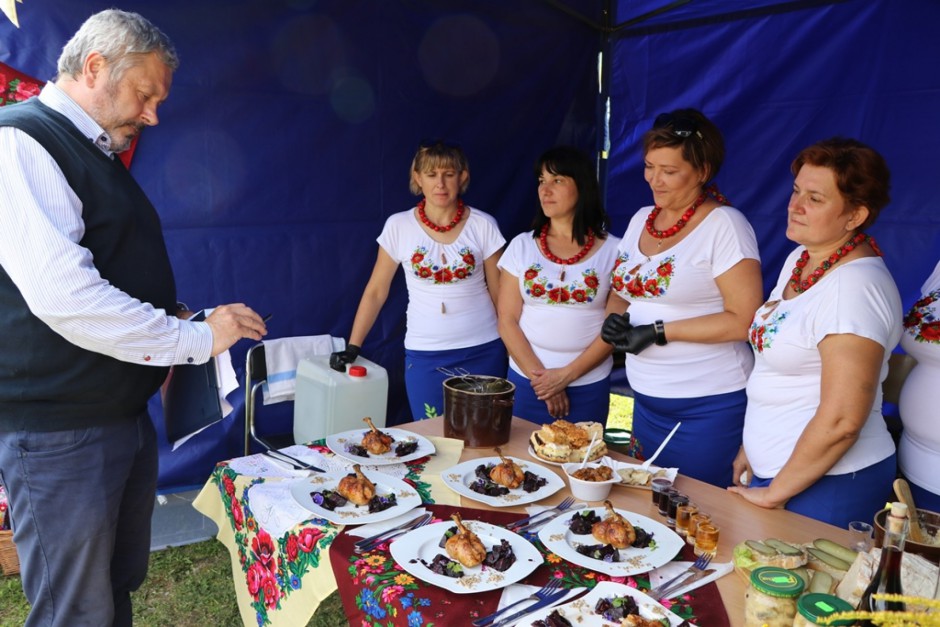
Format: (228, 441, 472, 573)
(193, 436, 464, 627)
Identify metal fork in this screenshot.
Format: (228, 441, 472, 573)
(471, 578, 563, 626)
(353, 514, 433, 554)
(507, 496, 575, 531)
(647, 552, 713, 599)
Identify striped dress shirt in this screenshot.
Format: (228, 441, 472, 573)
(0, 82, 212, 367)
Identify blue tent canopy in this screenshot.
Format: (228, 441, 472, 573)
(1, 0, 937, 490)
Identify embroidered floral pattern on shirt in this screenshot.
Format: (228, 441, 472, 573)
(611, 253, 675, 298)
(749, 308, 789, 353)
(522, 264, 600, 305)
(410, 246, 476, 284)
(903, 289, 940, 343)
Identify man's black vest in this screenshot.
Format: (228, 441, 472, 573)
(0, 98, 177, 431)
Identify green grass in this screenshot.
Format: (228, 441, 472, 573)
(1, 394, 633, 625)
(0, 537, 346, 626)
(607, 392, 634, 431)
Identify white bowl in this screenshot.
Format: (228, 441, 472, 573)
(562, 461, 619, 502)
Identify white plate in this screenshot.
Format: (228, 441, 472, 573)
(390, 519, 542, 594)
(523, 580, 693, 626)
(538, 505, 683, 576)
(288, 468, 421, 525)
(609, 459, 679, 490)
(326, 428, 435, 465)
(527, 444, 565, 467)
(441, 456, 564, 507)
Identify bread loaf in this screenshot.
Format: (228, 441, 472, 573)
(836, 548, 939, 609)
(529, 420, 606, 463)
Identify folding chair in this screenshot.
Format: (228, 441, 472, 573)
(243, 335, 341, 456)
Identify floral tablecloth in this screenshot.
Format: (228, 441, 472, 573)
(330, 503, 731, 627)
(192, 436, 465, 627)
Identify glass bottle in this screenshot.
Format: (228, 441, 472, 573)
(855, 501, 909, 626)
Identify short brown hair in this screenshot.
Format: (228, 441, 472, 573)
(409, 140, 470, 195)
(791, 137, 890, 230)
(642, 108, 725, 181)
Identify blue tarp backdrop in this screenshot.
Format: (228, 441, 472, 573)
(1, 0, 938, 491)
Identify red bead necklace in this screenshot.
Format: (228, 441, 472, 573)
(417, 198, 464, 232)
(788, 232, 882, 294)
(539, 224, 595, 279)
(646, 190, 708, 244)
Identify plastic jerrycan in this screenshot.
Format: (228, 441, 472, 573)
(292, 355, 389, 444)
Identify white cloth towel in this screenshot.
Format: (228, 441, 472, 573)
(239, 446, 412, 535)
(260, 335, 344, 404)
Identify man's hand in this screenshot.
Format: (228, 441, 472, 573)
(205, 304, 268, 356)
(329, 344, 361, 372)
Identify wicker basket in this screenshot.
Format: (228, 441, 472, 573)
(0, 529, 19, 576)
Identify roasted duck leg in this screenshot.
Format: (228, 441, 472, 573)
(489, 447, 524, 489)
(337, 463, 376, 505)
(591, 500, 636, 548)
(361, 416, 393, 455)
(445, 513, 487, 568)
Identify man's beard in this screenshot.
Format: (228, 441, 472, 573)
(108, 123, 143, 153)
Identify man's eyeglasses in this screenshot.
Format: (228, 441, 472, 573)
(653, 113, 702, 139)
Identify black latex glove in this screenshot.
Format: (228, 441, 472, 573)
(601, 312, 632, 346)
(329, 344, 361, 372)
(614, 324, 658, 355)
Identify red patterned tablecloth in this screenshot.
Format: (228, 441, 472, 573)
(330, 503, 730, 626)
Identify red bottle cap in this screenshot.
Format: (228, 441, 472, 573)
(348, 365, 367, 377)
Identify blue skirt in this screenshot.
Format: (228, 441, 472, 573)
(906, 477, 940, 513)
(404, 338, 507, 421)
(632, 389, 746, 488)
(751, 454, 897, 528)
(506, 369, 610, 426)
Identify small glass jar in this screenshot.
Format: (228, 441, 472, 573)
(650, 477, 673, 505)
(744, 566, 804, 627)
(657, 488, 678, 516)
(675, 503, 698, 538)
(686, 513, 711, 545)
(791, 593, 854, 626)
(693, 522, 719, 556)
(666, 493, 689, 528)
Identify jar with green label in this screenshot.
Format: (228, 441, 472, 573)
(791, 593, 854, 627)
(744, 566, 805, 627)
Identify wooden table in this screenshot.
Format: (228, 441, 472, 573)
(402, 416, 858, 627)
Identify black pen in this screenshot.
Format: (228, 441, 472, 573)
(262, 313, 273, 323)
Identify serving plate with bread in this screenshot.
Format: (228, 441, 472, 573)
(528, 420, 607, 465)
(609, 459, 678, 489)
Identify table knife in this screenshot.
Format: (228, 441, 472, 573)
(490, 589, 570, 627)
(655, 567, 716, 600)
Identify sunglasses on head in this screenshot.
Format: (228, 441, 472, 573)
(653, 113, 702, 139)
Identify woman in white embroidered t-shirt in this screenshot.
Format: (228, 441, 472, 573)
(729, 138, 902, 528)
(898, 258, 940, 512)
(498, 146, 622, 425)
(601, 109, 763, 487)
(331, 140, 506, 420)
